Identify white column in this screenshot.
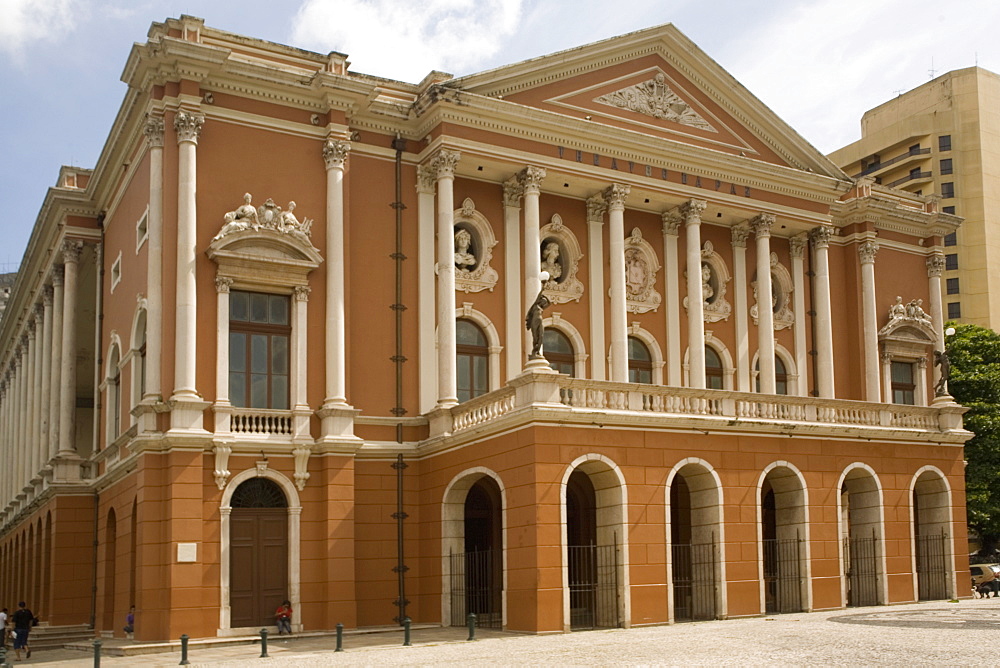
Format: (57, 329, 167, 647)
(434, 149, 461, 407)
(683, 199, 707, 388)
(916, 357, 929, 406)
(503, 177, 523, 380)
(59, 241, 82, 455)
(15, 345, 26, 493)
(40, 287, 53, 461)
(321, 139, 351, 409)
(881, 352, 893, 404)
(49, 267, 64, 459)
(292, 286, 310, 410)
(1, 381, 8, 505)
(810, 227, 836, 398)
(171, 110, 204, 406)
(752, 214, 776, 394)
(859, 240, 880, 402)
(31, 307, 44, 481)
(25, 325, 36, 486)
(605, 184, 630, 383)
(662, 212, 682, 386)
(926, 254, 946, 345)
(586, 195, 607, 381)
(144, 114, 165, 401)
(214, 278, 233, 407)
(731, 224, 751, 392)
(415, 165, 437, 413)
(790, 234, 809, 396)
(520, 166, 546, 323)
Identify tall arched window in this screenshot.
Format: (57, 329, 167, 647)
(457, 319, 489, 402)
(544, 329, 574, 376)
(755, 356, 789, 395)
(705, 346, 724, 390)
(107, 345, 121, 443)
(132, 310, 147, 410)
(628, 336, 652, 384)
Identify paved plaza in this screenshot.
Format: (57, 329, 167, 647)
(16, 597, 1000, 666)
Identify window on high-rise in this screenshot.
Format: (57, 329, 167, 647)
(940, 158, 953, 175)
(948, 302, 962, 319)
(940, 182, 955, 198)
(945, 254, 959, 270)
(944, 232, 957, 246)
(946, 277, 960, 295)
(939, 135, 951, 151)
(943, 206, 956, 215)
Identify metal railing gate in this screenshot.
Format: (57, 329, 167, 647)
(568, 538, 620, 631)
(763, 534, 803, 614)
(845, 529, 879, 607)
(671, 541, 718, 621)
(915, 530, 948, 601)
(449, 549, 502, 628)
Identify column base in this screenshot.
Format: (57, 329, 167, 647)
(317, 403, 360, 441)
(522, 356, 558, 374)
(51, 453, 83, 483)
(167, 396, 212, 434)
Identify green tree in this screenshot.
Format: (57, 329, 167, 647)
(944, 322, 1000, 556)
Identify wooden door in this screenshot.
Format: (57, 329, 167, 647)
(231, 508, 288, 628)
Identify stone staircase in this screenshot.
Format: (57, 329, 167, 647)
(19, 624, 94, 650)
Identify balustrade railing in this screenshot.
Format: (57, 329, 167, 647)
(230, 408, 293, 435)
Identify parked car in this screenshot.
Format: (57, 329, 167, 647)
(970, 563, 1000, 586)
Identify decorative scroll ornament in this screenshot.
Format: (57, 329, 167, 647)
(293, 445, 311, 491)
(594, 73, 715, 131)
(213, 444, 231, 490)
(453, 198, 499, 293)
(684, 240, 731, 322)
(750, 252, 794, 330)
(213, 193, 314, 246)
(622, 227, 661, 314)
(539, 214, 585, 304)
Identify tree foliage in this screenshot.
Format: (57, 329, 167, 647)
(945, 322, 1000, 554)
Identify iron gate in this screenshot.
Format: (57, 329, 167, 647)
(915, 530, 948, 601)
(568, 541, 620, 630)
(763, 536, 803, 614)
(671, 542, 717, 621)
(844, 530, 879, 607)
(449, 549, 502, 628)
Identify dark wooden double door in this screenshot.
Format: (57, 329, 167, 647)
(231, 508, 288, 628)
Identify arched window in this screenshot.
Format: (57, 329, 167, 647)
(755, 356, 789, 395)
(544, 329, 574, 376)
(107, 345, 121, 443)
(628, 336, 652, 384)
(457, 319, 489, 402)
(705, 346, 724, 390)
(132, 310, 147, 410)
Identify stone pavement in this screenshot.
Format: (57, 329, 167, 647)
(14, 597, 1000, 666)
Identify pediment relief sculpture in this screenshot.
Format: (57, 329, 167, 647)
(684, 240, 731, 322)
(750, 252, 794, 330)
(539, 214, 584, 304)
(878, 296, 936, 343)
(214, 193, 314, 246)
(454, 198, 499, 293)
(621, 227, 661, 314)
(594, 72, 716, 131)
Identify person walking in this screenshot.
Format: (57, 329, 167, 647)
(274, 600, 292, 635)
(0, 607, 8, 648)
(11, 601, 36, 660)
(123, 605, 135, 639)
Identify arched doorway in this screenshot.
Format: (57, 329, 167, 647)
(230, 478, 289, 628)
(839, 466, 885, 607)
(563, 457, 628, 631)
(911, 468, 951, 600)
(103, 509, 117, 631)
(760, 465, 808, 614)
(668, 461, 723, 621)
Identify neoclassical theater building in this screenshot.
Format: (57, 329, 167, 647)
(0, 16, 971, 640)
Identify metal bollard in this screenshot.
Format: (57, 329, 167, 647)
(179, 634, 190, 665)
(467, 612, 477, 641)
(335, 622, 344, 652)
(402, 616, 412, 646)
(93, 637, 102, 668)
(259, 628, 269, 658)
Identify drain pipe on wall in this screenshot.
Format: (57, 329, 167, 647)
(389, 134, 410, 624)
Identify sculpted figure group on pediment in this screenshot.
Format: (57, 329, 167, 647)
(214, 193, 313, 245)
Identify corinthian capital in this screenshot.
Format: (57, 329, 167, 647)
(602, 183, 630, 211)
(50, 265, 64, 287)
(416, 164, 436, 195)
(810, 225, 835, 249)
(215, 277, 233, 294)
(789, 233, 809, 259)
(680, 198, 706, 226)
(586, 194, 607, 223)
(61, 240, 83, 264)
(858, 240, 879, 264)
(173, 111, 204, 144)
(518, 165, 546, 195)
(432, 149, 461, 179)
(502, 176, 523, 207)
(926, 254, 946, 278)
(144, 113, 165, 148)
(322, 139, 350, 169)
(730, 224, 750, 248)
(749, 213, 775, 238)
(662, 210, 682, 236)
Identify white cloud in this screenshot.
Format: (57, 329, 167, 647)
(290, 0, 524, 83)
(717, 0, 1000, 153)
(0, 0, 78, 60)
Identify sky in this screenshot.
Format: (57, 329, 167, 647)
(1, 0, 998, 272)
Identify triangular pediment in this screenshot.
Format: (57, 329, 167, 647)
(448, 24, 844, 178)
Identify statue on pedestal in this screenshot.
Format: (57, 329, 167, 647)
(933, 349, 951, 396)
(525, 271, 552, 359)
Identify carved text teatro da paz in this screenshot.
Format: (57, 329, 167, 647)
(0, 16, 971, 640)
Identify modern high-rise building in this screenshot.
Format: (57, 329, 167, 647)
(829, 67, 1000, 328)
(0, 16, 970, 642)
